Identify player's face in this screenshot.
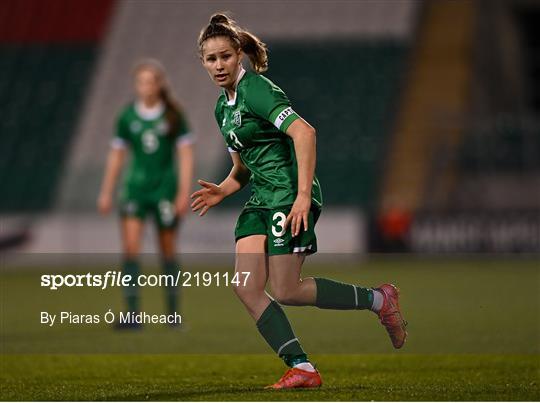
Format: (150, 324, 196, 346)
(201, 36, 242, 90)
(134, 68, 162, 102)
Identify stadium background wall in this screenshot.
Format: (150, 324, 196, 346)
(0, 0, 538, 254)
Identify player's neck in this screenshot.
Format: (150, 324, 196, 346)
(135, 99, 165, 120)
(140, 97, 161, 108)
(225, 66, 246, 104)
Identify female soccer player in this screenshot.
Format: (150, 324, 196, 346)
(192, 14, 407, 388)
(98, 59, 194, 326)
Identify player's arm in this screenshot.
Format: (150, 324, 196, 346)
(190, 152, 250, 217)
(284, 118, 316, 236)
(175, 142, 194, 217)
(97, 147, 127, 215)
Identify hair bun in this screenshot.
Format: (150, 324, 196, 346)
(210, 13, 229, 25)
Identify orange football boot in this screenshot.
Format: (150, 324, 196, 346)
(376, 283, 408, 348)
(265, 367, 322, 389)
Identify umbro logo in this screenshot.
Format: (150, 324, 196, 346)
(274, 238, 284, 246)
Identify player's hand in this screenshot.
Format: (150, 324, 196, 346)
(175, 194, 190, 218)
(97, 193, 113, 215)
(190, 179, 225, 216)
(285, 192, 311, 237)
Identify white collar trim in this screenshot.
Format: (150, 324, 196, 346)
(135, 100, 165, 120)
(225, 67, 246, 106)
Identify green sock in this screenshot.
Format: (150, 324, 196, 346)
(123, 259, 140, 312)
(162, 258, 180, 314)
(256, 300, 308, 367)
(314, 278, 373, 310)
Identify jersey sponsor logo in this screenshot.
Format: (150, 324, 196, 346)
(233, 110, 242, 127)
(142, 130, 159, 154)
(274, 107, 294, 129)
(273, 237, 285, 247)
(130, 121, 142, 133)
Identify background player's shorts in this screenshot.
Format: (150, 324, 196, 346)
(235, 206, 321, 255)
(119, 198, 178, 229)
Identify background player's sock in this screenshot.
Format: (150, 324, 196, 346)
(370, 289, 384, 312)
(314, 278, 374, 310)
(162, 258, 180, 315)
(256, 300, 308, 367)
(123, 258, 140, 312)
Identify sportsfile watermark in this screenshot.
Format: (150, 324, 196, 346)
(40, 270, 251, 290)
(2, 253, 538, 355)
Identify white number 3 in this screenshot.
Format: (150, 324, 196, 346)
(228, 130, 244, 149)
(272, 212, 287, 237)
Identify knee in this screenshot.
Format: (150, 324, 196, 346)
(232, 283, 258, 304)
(123, 236, 140, 256)
(272, 287, 301, 306)
(124, 244, 139, 258)
(161, 249, 175, 260)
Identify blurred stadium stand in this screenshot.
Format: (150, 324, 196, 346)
(3, 0, 536, 254)
(372, 0, 540, 253)
(0, 0, 114, 212)
(2, 1, 416, 253)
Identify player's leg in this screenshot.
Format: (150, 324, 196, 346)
(268, 206, 376, 310)
(234, 208, 317, 386)
(268, 206, 407, 349)
(236, 235, 319, 389)
(268, 253, 314, 306)
(155, 199, 180, 317)
(233, 235, 270, 320)
(120, 216, 144, 314)
(157, 228, 180, 316)
(262, 253, 321, 389)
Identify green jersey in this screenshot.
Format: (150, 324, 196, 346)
(113, 102, 193, 198)
(215, 69, 323, 209)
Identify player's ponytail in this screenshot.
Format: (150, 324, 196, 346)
(237, 30, 268, 73)
(133, 59, 183, 137)
(198, 13, 268, 73)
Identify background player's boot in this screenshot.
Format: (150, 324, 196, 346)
(265, 368, 322, 389)
(375, 283, 408, 348)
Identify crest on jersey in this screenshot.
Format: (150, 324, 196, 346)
(233, 110, 241, 127)
(130, 120, 142, 133)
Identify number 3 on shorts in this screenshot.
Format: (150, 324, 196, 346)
(271, 212, 287, 237)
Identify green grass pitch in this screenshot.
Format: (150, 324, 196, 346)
(1, 257, 539, 400)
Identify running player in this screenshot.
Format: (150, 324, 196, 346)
(191, 14, 407, 388)
(98, 59, 194, 326)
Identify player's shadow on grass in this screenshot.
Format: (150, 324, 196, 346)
(104, 384, 368, 401)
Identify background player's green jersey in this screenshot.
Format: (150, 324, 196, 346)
(214, 69, 323, 209)
(113, 102, 192, 199)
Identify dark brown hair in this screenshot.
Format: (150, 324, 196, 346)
(133, 59, 183, 137)
(198, 13, 268, 73)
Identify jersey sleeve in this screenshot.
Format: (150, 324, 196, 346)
(175, 113, 195, 147)
(245, 76, 300, 133)
(111, 110, 130, 149)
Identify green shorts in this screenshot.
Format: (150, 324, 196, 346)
(119, 197, 178, 229)
(235, 206, 321, 255)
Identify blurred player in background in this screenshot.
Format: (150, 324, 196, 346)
(191, 14, 407, 388)
(98, 59, 194, 327)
